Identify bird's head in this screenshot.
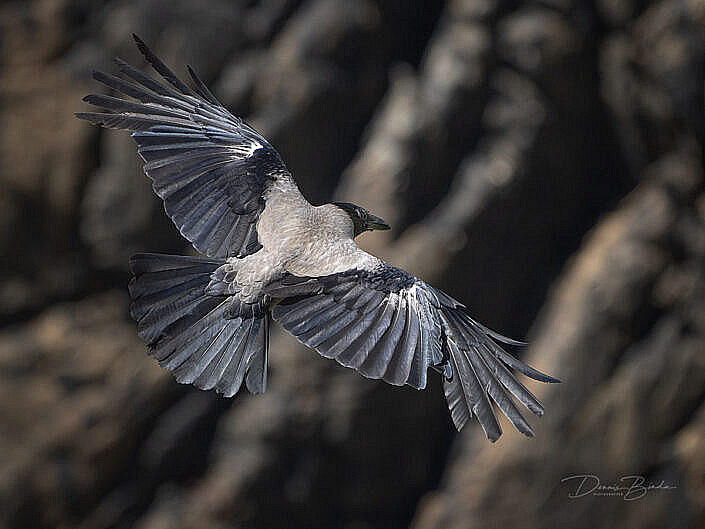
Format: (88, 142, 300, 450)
(332, 202, 391, 238)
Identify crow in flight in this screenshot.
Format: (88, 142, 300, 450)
(77, 35, 559, 442)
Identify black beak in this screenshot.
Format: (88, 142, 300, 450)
(367, 214, 391, 231)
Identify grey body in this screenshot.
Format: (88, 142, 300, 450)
(77, 35, 559, 442)
(238, 195, 378, 296)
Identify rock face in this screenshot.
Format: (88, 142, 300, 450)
(0, 1, 703, 528)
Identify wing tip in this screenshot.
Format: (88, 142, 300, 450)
(186, 64, 216, 101)
(113, 56, 129, 69)
(132, 33, 145, 48)
(488, 331, 529, 347)
(530, 402, 545, 416)
(468, 317, 560, 383)
(467, 418, 535, 442)
(74, 112, 103, 125)
(132, 34, 153, 63)
(529, 369, 561, 384)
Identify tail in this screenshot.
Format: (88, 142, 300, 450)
(128, 253, 268, 396)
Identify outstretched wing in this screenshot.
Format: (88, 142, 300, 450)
(267, 265, 446, 390)
(437, 304, 558, 440)
(266, 262, 558, 441)
(77, 34, 304, 258)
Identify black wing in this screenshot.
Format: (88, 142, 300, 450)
(267, 266, 446, 390)
(266, 264, 558, 440)
(77, 34, 302, 258)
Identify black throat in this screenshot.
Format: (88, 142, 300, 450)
(332, 202, 368, 237)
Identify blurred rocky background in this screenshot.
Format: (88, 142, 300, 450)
(0, 0, 704, 528)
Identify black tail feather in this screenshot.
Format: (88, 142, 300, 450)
(129, 253, 269, 397)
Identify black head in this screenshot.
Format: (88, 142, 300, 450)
(333, 202, 391, 237)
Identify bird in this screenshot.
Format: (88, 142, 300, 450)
(77, 35, 559, 442)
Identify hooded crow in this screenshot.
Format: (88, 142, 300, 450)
(77, 35, 559, 441)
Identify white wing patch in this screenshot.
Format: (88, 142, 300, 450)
(229, 139, 262, 159)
